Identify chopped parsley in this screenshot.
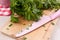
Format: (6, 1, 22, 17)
(26, 27, 29, 30)
(23, 37, 27, 40)
(9, 24, 13, 27)
(51, 22, 55, 25)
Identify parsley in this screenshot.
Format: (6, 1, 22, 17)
(10, 0, 60, 23)
(9, 24, 13, 27)
(11, 16, 19, 23)
(23, 37, 27, 40)
(51, 22, 55, 25)
(26, 27, 29, 30)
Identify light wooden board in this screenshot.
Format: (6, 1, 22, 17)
(0, 10, 58, 40)
(16, 19, 58, 40)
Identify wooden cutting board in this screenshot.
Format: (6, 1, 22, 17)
(0, 10, 58, 40)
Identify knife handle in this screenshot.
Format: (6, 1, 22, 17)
(50, 9, 60, 20)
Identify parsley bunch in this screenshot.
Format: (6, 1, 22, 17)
(10, 0, 60, 23)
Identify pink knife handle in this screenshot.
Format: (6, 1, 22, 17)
(50, 9, 60, 20)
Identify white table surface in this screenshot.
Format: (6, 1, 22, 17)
(0, 32, 15, 40)
(0, 16, 60, 40)
(0, 16, 15, 40)
(50, 17, 60, 40)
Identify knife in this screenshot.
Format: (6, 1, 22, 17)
(15, 9, 60, 37)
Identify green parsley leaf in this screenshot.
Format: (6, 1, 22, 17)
(10, 0, 60, 23)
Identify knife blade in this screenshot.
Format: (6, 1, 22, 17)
(15, 9, 60, 37)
